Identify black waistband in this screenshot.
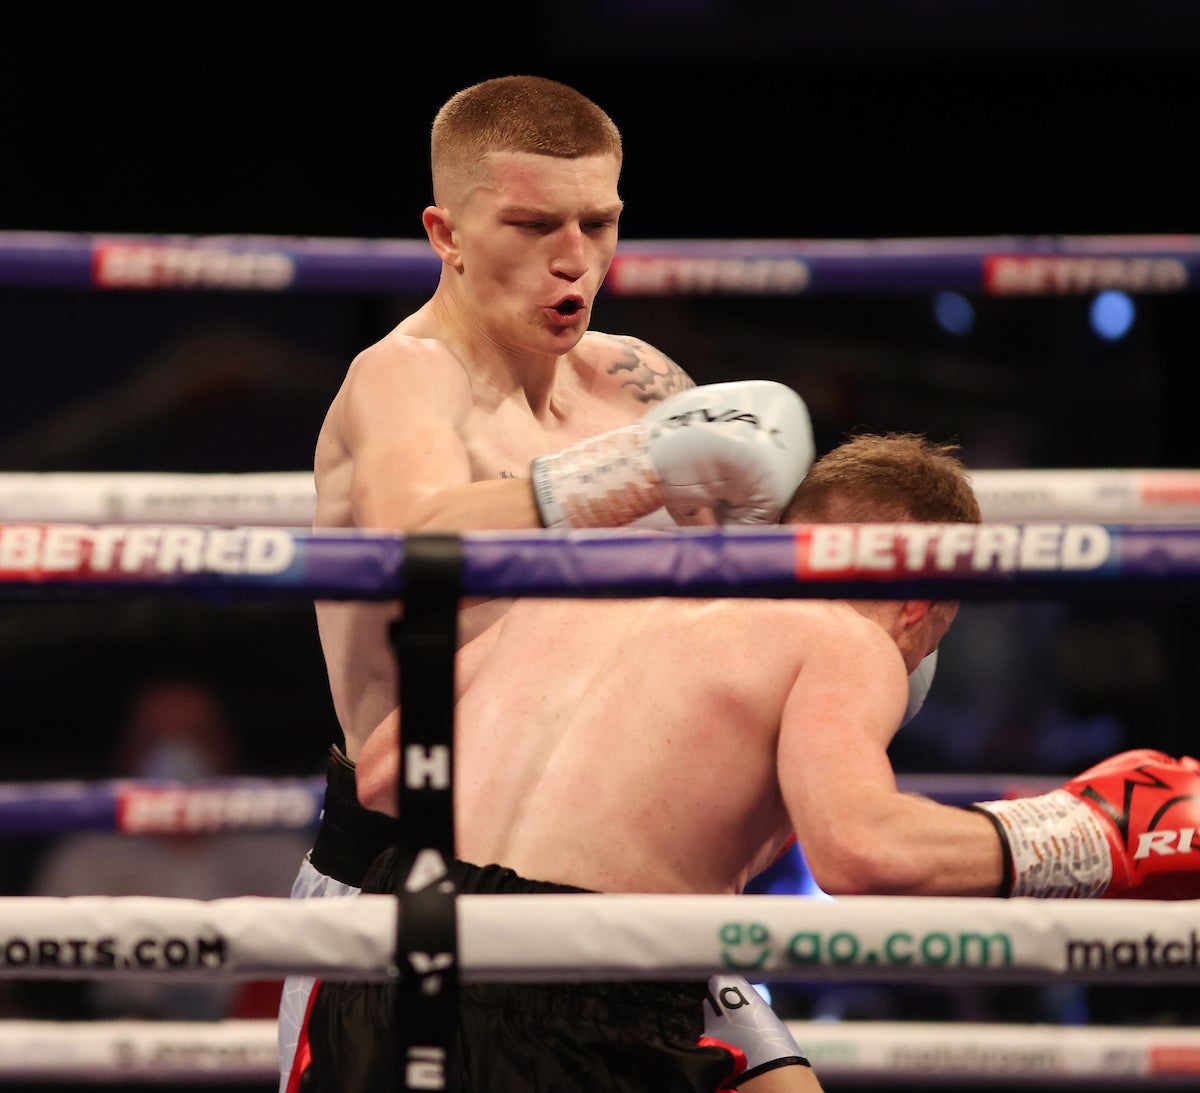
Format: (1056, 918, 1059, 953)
(309, 747, 404, 888)
(309, 746, 600, 896)
(451, 860, 592, 896)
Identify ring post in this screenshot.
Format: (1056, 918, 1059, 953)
(390, 534, 463, 1093)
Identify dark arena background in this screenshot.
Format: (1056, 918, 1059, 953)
(1, 4, 1199, 1092)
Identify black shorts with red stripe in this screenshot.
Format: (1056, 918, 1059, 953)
(296, 853, 737, 1093)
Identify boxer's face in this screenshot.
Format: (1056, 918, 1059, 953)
(448, 150, 623, 355)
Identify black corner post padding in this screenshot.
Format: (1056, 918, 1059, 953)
(389, 533, 463, 1093)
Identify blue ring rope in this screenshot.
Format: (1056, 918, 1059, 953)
(0, 231, 1195, 296)
(0, 523, 1198, 601)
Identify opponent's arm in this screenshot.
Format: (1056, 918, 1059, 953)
(973, 749, 1200, 898)
(778, 617, 1005, 897)
(530, 380, 815, 528)
(781, 619, 1200, 900)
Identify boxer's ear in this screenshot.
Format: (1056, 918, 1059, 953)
(422, 206, 461, 270)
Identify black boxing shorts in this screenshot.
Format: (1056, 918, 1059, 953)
(295, 854, 736, 1093)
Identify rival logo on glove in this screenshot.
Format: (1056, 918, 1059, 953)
(648, 406, 789, 449)
(1075, 762, 1200, 862)
(1136, 828, 1198, 860)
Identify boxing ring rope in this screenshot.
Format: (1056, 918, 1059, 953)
(2, 521, 1200, 602)
(0, 772, 1054, 836)
(3, 888, 1200, 987)
(2, 467, 1200, 526)
(5, 1018, 1199, 1086)
(1, 230, 1197, 295)
(0, 775, 325, 835)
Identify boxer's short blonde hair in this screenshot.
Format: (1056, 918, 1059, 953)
(430, 75, 622, 204)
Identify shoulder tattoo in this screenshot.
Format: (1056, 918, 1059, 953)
(609, 336, 694, 403)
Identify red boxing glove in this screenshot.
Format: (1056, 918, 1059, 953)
(974, 749, 1200, 899)
(1068, 749, 1200, 899)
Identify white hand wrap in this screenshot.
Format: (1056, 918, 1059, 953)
(530, 422, 662, 527)
(973, 791, 1113, 898)
(530, 380, 814, 529)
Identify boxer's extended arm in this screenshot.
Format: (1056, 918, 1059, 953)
(330, 344, 542, 533)
(530, 380, 814, 528)
(779, 618, 1004, 897)
(973, 749, 1200, 898)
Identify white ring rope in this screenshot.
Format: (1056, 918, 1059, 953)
(1, 893, 1198, 985)
(1, 1018, 1196, 1086)
(791, 1020, 1200, 1086)
(0, 1019, 278, 1082)
(0, 468, 1199, 525)
(0, 472, 319, 526)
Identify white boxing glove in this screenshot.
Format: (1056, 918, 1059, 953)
(530, 380, 814, 528)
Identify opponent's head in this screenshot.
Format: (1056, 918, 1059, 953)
(430, 75, 623, 207)
(783, 431, 980, 527)
(784, 431, 982, 666)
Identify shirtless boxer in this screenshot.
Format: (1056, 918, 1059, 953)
(300, 432, 1200, 1092)
(280, 75, 819, 1091)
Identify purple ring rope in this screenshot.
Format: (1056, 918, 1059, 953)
(0, 777, 324, 836)
(0, 774, 1050, 837)
(0, 231, 1195, 296)
(1, 522, 1199, 601)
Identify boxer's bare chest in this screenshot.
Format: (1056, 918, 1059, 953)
(461, 387, 640, 482)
